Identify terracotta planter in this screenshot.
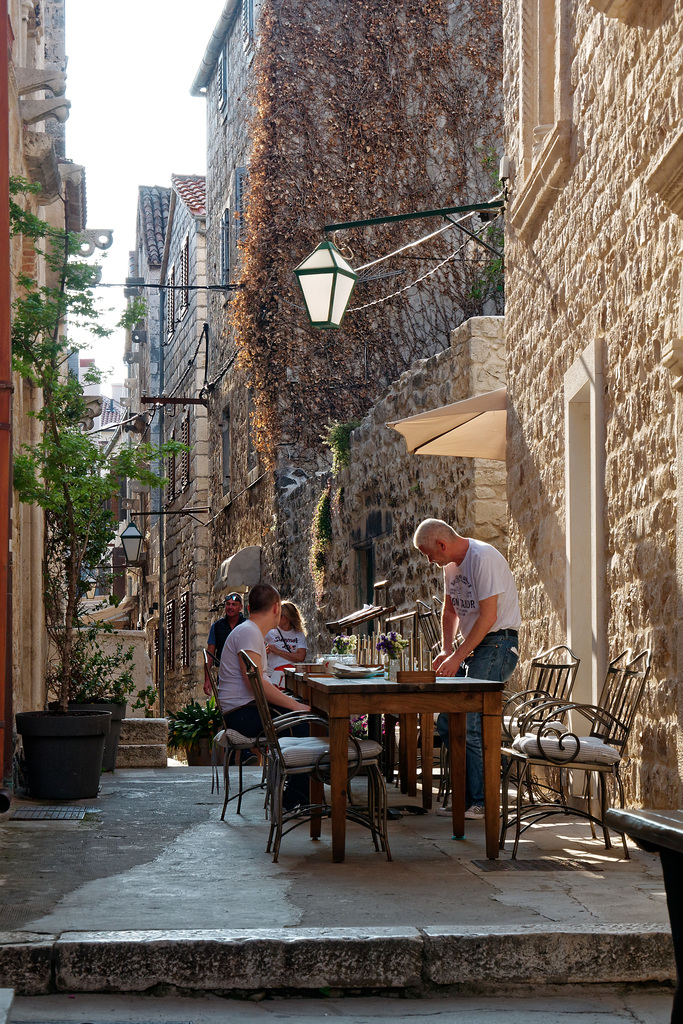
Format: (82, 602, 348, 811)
(186, 737, 214, 766)
(16, 709, 111, 799)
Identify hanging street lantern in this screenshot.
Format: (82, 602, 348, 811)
(120, 520, 145, 566)
(293, 239, 358, 329)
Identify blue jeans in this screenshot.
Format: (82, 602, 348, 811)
(436, 633, 518, 807)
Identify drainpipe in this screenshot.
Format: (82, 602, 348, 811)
(0, 0, 14, 788)
(157, 286, 165, 716)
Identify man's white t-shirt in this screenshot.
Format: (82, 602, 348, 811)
(443, 538, 521, 639)
(264, 627, 307, 690)
(218, 619, 268, 713)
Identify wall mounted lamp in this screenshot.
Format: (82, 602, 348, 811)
(294, 198, 504, 330)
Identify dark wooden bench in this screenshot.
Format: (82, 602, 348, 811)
(605, 808, 682, 1022)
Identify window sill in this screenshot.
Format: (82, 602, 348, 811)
(508, 120, 571, 238)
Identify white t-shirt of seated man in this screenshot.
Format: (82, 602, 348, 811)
(264, 627, 307, 690)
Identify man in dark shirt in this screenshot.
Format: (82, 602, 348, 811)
(205, 593, 245, 671)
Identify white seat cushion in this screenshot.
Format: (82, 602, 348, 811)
(504, 716, 567, 739)
(279, 736, 383, 769)
(511, 733, 621, 765)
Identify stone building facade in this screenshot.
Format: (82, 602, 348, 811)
(158, 177, 210, 709)
(9, 0, 77, 729)
(124, 178, 211, 710)
(124, 184, 170, 693)
(502, 0, 683, 805)
(192, 0, 505, 623)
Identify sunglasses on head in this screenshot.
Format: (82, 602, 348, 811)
(225, 594, 242, 602)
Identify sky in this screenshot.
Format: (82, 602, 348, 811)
(64, 0, 222, 388)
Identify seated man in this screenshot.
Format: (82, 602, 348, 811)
(218, 582, 310, 810)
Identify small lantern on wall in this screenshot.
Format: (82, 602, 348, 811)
(120, 520, 145, 566)
(294, 239, 358, 329)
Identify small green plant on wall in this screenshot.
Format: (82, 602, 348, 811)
(309, 483, 333, 602)
(323, 419, 360, 474)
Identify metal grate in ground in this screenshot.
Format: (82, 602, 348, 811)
(472, 858, 605, 872)
(10, 805, 87, 821)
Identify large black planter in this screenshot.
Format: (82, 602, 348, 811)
(16, 709, 111, 800)
(69, 702, 126, 772)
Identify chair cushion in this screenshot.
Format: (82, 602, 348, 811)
(223, 728, 260, 746)
(503, 716, 566, 739)
(279, 736, 383, 769)
(511, 733, 621, 765)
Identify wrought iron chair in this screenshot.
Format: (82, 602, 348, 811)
(500, 648, 652, 859)
(203, 649, 266, 818)
(239, 650, 391, 863)
(501, 644, 580, 744)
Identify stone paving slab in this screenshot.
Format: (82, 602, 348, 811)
(6, 987, 677, 1023)
(0, 767, 674, 997)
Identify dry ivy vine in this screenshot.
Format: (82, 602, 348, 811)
(230, 0, 503, 466)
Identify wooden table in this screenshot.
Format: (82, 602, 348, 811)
(289, 671, 504, 862)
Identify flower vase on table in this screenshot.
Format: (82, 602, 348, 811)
(331, 634, 358, 667)
(376, 631, 409, 681)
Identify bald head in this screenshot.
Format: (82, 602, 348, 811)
(413, 519, 458, 550)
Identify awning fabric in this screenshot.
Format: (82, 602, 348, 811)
(213, 545, 261, 594)
(388, 387, 507, 461)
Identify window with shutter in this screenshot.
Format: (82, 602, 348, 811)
(217, 43, 228, 111)
(166, 266, 176, 338)
(167, 429, 176, 501)
(154, 627, 159, 682)
(222, 405, 231, 494)
(242, 0, 254, 51)
(220, 207, 230, 285)
(166, 600, 176, 671)
(180, 417, 190, 490)
(180, 236, 189, 312)
(235, 168, 248, 248)
(180, 592, 190, 668)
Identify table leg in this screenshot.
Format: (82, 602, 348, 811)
(449, 711, 466, 838)
(481, 709, 501, 859)
(419, 711, 433, 810)
(329, 715, 348, 862)
(398, 714, 408, 793)
(404, 714, 418, 797)
(309, 720, 325, 840)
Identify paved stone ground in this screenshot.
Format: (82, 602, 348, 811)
(5, 987, 677, 1023)
(0, 766, 675, 1005)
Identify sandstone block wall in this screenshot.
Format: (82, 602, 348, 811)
(503, 2, 682, 805)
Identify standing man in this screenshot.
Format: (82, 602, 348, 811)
(206, 592, 245, 667)
(413, 518, 520, 820)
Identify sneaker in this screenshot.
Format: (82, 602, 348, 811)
(465, 804, 485, 819)
(435, 805, 452, 817)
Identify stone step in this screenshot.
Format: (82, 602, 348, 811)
(0, 989, 13, 1024)
(119, 718, 168, 744)
(116, 743, 167, 769)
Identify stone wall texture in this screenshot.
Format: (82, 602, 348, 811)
(269, 317, 508, 659)
(503, 1, 683, 805)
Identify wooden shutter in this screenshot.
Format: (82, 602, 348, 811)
(180, 236, 189, 311)
(167, 429, 176, 501)
(180, 592, 190, 668)
(235, 168, 248, 247)
(220, 207, 230, 285)
(180, 417, 190, 490)
(242, 0, 254, 50)
(166, 600, 176, 671)
(167, 266, 175, 337)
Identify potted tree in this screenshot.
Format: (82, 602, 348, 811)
(10, 178, 179, 799)
(167, 698, 224, 766)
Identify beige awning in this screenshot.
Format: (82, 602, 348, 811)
(81, 593, 138, 627)
(389, 387, 507, 461)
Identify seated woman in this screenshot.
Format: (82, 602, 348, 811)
(265, 601, 308, 691)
